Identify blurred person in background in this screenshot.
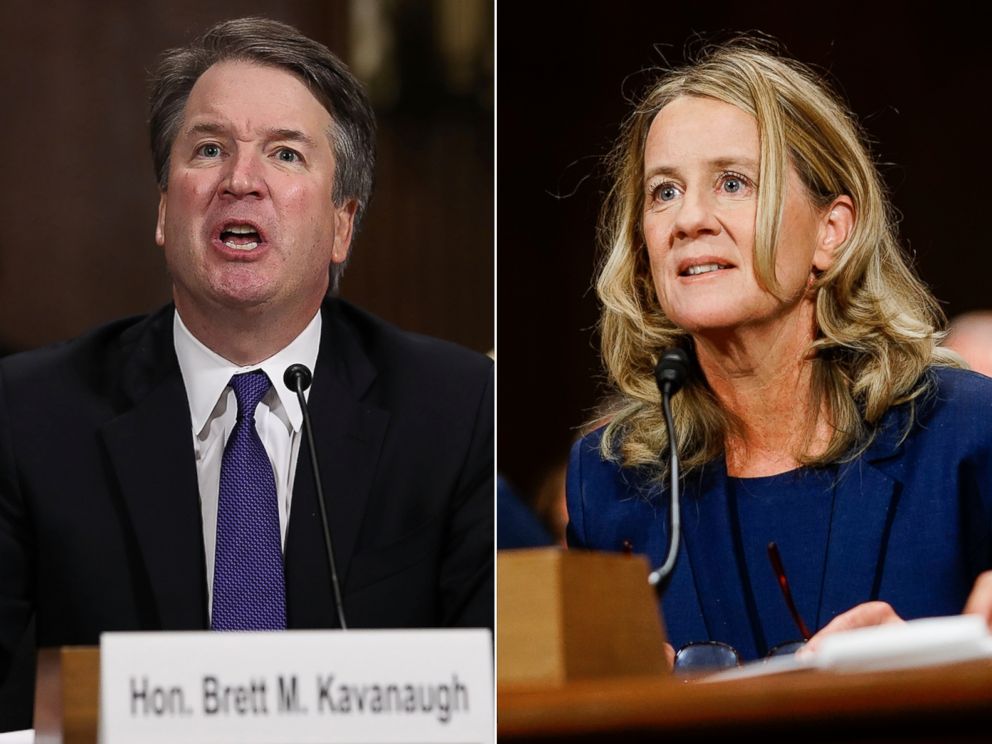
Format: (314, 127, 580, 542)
(944, 311, 992, 377)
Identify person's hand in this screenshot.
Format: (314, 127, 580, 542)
(798, 601, 904, 656)
(664, 642, 675, 671)
(963, 570, 992, 628)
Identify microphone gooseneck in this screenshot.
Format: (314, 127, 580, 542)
(284, 364, 348, 630)
(647, 348, 690, 595)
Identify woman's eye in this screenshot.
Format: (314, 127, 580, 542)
(654, 183, 680, 202)
(198, 144, 222, 158)
(719, 173, 751, 195)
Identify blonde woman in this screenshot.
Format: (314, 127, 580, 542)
(566, 40, 992, 666)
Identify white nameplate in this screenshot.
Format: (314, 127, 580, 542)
(99, 629, 493, 744)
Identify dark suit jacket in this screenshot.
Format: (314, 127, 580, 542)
(568, 367, 992, 660)
(0, 299, 493, 681)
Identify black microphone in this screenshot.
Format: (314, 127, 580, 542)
(648, 348, 690, 594)
(654, 347, 689, 397)
(284, 364, 347, 630)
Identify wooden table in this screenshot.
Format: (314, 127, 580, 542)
(499, 659, 992, 742)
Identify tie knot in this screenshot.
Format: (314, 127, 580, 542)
(229, 371, 271, 420)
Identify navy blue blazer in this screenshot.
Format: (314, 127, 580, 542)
(567, 367, 992, 660)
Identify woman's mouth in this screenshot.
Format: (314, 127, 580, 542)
(680, 262, 732, 277)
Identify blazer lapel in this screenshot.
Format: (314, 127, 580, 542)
(99, 307, 207, 630)
(680, 462, 755, 649)
(817, 417, 904, 627)
(285, 300, 390, 627)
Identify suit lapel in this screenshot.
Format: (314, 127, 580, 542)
(285, 301, 390, 627)
(99, 306, 207, 629)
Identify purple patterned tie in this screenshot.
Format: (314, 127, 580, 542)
(211, 371, 287, 630)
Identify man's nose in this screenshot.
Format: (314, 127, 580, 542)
(221, 149, 266, 199)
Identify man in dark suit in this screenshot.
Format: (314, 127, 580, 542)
(0, 15, 492, 701)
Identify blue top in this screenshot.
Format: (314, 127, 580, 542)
(566, 367, 992, 661)
(723, 468, 835, 655)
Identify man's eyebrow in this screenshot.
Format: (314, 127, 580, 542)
(184, 122, 227, 138)
(183, 122, 318, 149)
(266, 128, 319, 149)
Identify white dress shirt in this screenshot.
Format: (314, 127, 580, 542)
(173, 310, 321, 612)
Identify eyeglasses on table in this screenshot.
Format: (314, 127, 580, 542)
(672, 541, 812, 674)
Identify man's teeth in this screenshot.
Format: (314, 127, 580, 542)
(221, 224, 260, 250)
(224, 240, 259, 251)
(685, 263, 727, 276)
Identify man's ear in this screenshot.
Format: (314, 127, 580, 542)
(814, 195, 854, 272)
(155, 191, 167, 247)
(330, 199, 358, 264)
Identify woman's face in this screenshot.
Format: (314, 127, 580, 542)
(642, 95, 833, 340)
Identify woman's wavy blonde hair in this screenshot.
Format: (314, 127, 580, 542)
(597, 39, 958, 475)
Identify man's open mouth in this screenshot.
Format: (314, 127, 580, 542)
(219, 224, 263, 251)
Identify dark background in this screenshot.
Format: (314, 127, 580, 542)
(0, 0, 491, 730)
(497, 5, 990, 513)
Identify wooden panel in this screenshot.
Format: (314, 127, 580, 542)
(35, 646, 99, 744)
(560, 551, 669, 682)
(498, 549, 669, 688)
(497, 550, 565, 686)
(500, 659, 992, 742)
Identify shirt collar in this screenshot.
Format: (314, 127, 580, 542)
(173, 308, 322, 436)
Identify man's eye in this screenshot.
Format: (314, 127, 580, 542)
(276, 148, 301, 163)
(198, 144, 222, 158)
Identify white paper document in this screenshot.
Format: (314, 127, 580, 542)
(0, 732, 32, 743)
(705, 614, 992, 682)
